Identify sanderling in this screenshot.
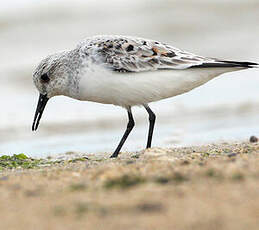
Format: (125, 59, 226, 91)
(32, 35, 258, 158)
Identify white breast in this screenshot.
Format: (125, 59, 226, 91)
(77, 64, 240, 108)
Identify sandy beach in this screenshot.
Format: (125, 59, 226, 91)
(0, 141, 258, 230)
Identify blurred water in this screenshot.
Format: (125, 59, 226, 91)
(0, 0, 259, 157)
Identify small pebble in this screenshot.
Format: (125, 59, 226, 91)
(72, 172, 81, 177)
(249, 136, 258, 143)
(0, 176, 9, 181)
(181, 160, 190, 165)
(137, 202, 164, 213)
(227, 153, 237, 158)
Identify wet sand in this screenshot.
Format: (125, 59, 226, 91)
(0, 141, 258, 230)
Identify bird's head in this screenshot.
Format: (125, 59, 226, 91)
(32, 51, 80, 131)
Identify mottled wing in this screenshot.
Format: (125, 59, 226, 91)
(78, 35, 257, 72)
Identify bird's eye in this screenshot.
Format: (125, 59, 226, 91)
(40, 73, 50, 83)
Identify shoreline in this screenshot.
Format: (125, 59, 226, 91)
(0, 141, 258, 230)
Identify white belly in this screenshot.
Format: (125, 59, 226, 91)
(78, 66, 240, 108)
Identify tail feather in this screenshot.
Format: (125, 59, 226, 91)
(222, 61, 258, 68)
(193, 60, 259, 69)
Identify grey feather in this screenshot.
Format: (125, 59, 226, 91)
(77, 35, 218, 72)
(77, 35, 258, 73)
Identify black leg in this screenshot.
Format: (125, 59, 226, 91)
(144, 105, 156, 149)
(110, 108, 135, 158)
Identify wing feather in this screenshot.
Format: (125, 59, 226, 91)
(78, 35, 256, 72)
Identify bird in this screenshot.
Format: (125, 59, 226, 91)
(32, 35, 258, 158)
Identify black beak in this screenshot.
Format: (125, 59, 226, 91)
(32, 93, 49, 131)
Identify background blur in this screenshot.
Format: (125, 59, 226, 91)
(0, 0, 259, 157)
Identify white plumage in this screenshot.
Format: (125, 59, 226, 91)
(78, 63, 238, 107)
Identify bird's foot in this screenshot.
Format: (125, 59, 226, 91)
(110, 152, 119, 158)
